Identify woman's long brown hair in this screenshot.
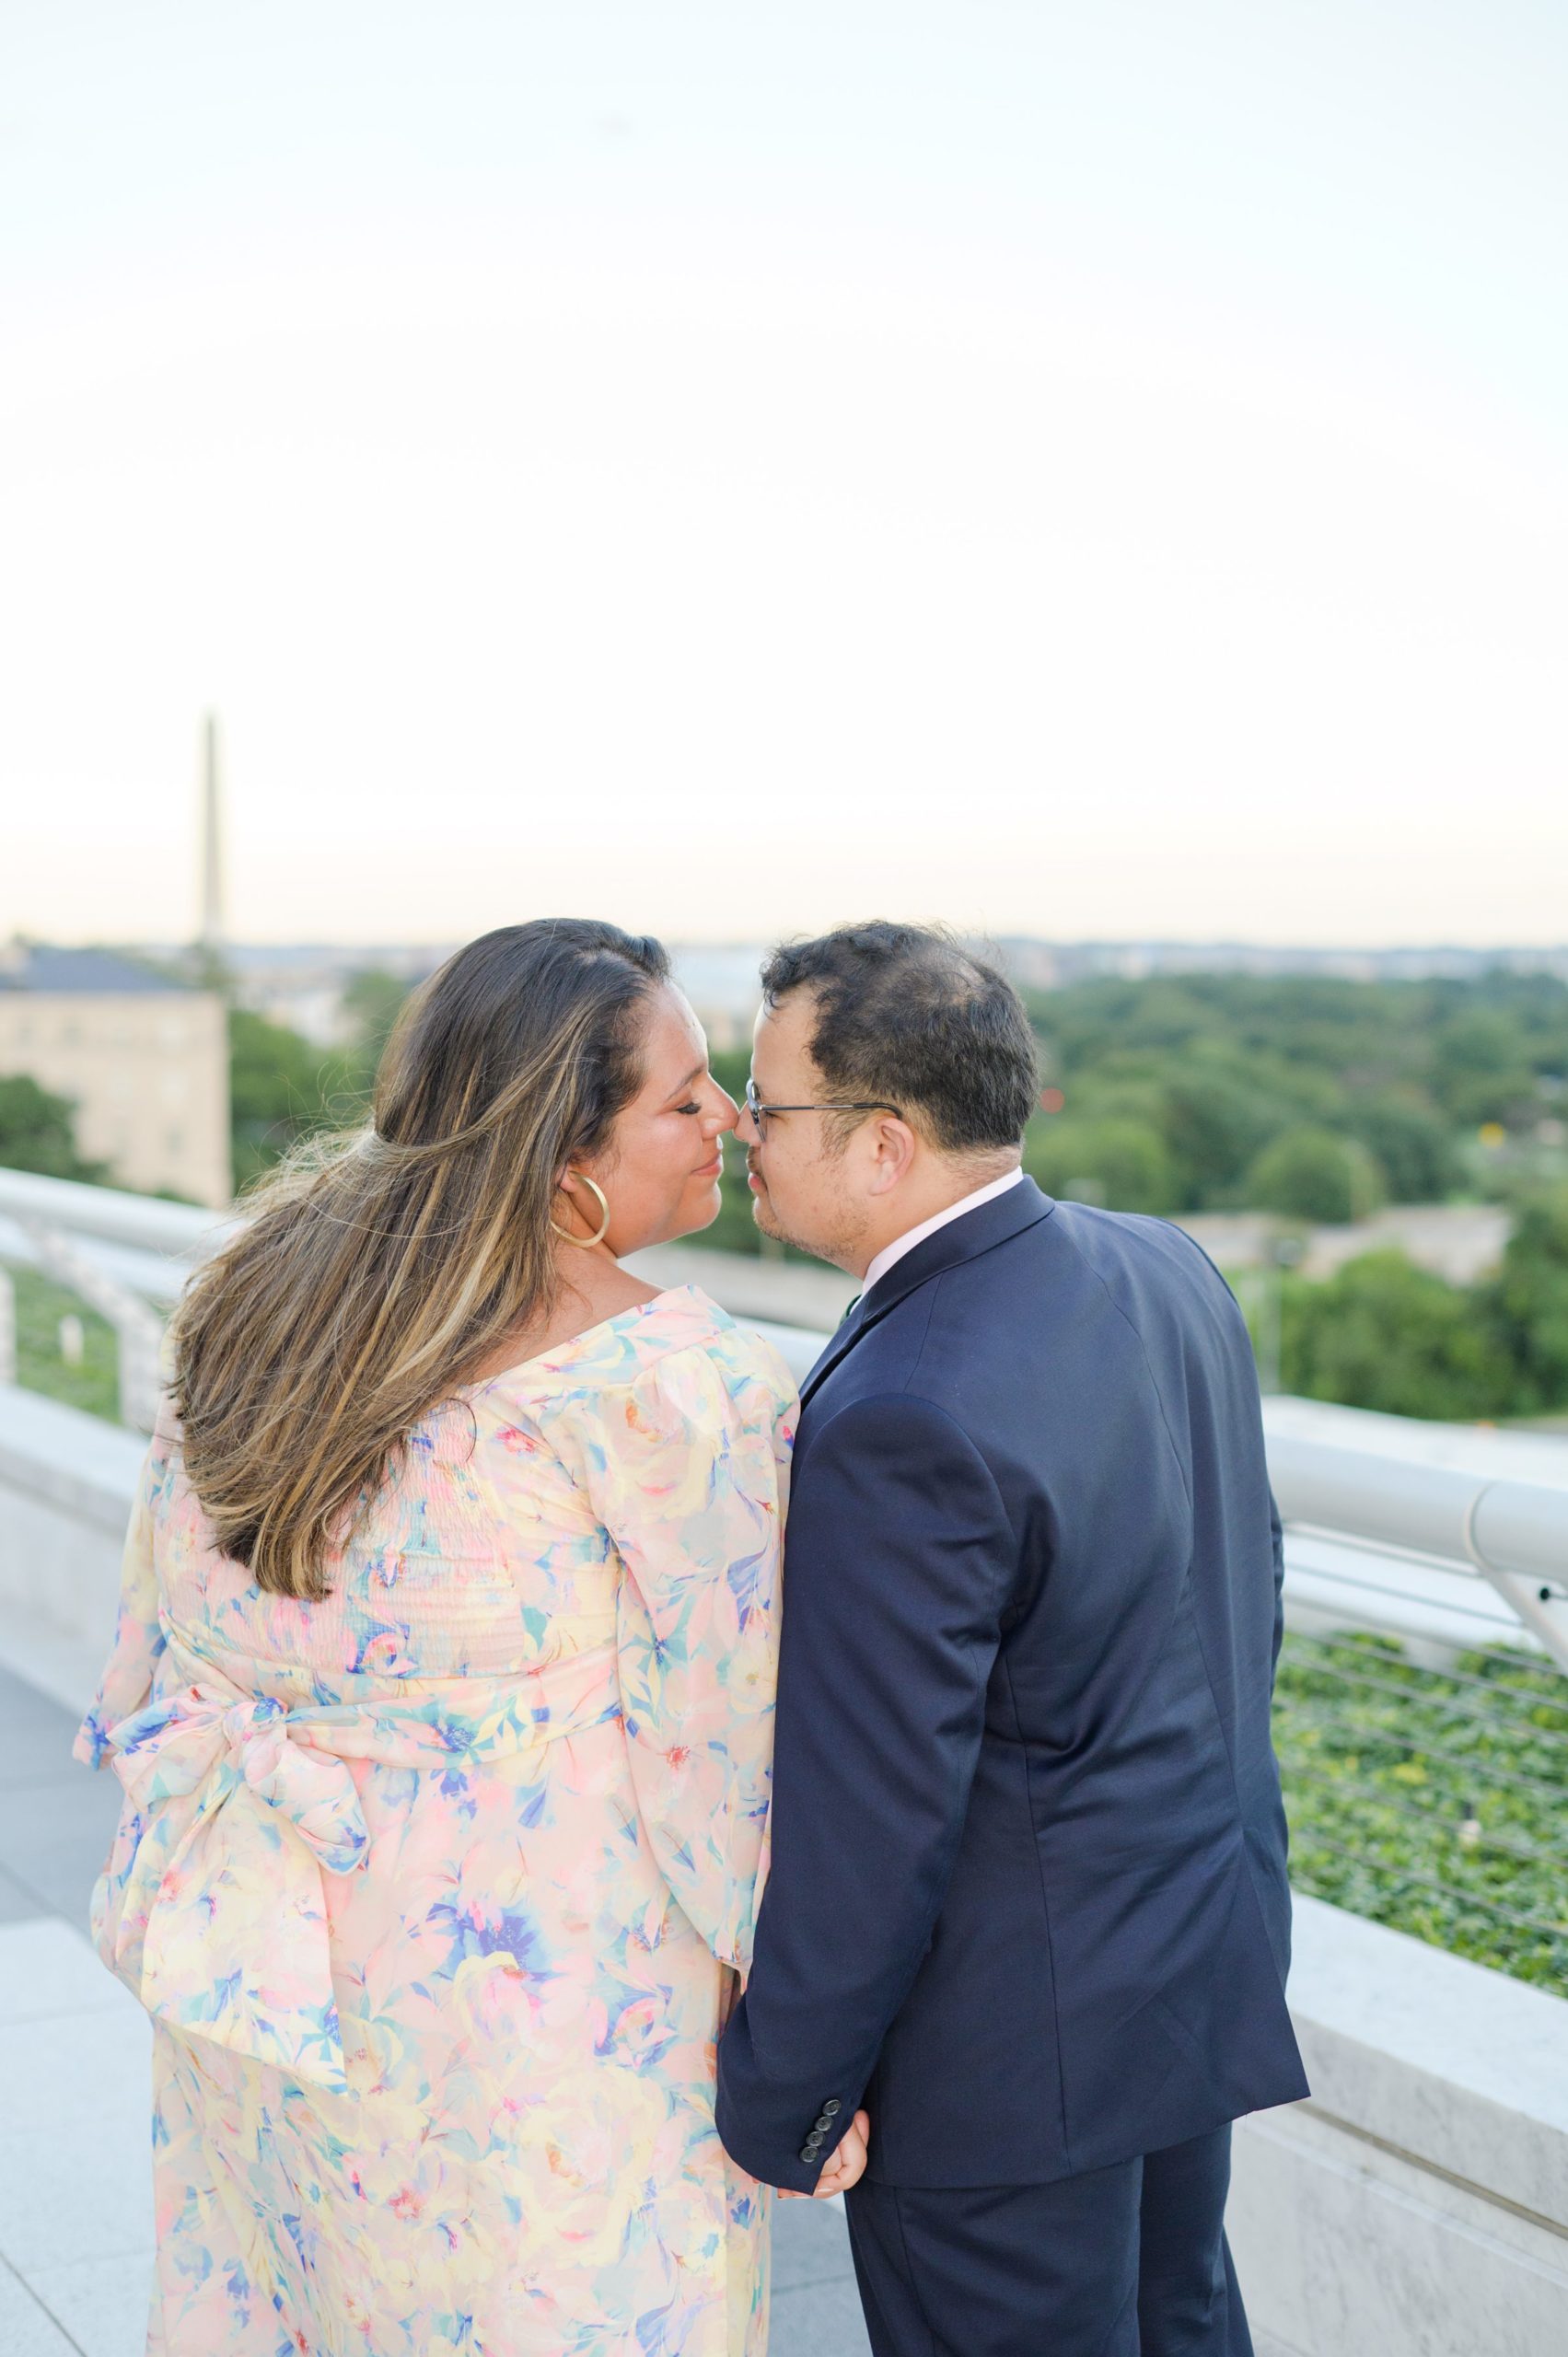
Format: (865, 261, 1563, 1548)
(171, 920, 670, 1598)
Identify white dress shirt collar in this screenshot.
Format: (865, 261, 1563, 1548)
(861, 1166, 1026, 1297)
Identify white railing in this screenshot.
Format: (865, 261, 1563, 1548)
(1271, 1434, 1568, 1676)
(3, 1166, 1564, 1674)
(15, 1221, 166, 1434)
(0, 1167, 242, 1261)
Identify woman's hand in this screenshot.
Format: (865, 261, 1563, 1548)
(777, 2109, 871, 2200)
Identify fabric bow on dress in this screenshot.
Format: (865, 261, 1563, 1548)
(90, 1643, 629, 2091)
(98, 1684, 370, 2089)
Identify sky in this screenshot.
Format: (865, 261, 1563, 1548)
(4, 0, 1566, 948)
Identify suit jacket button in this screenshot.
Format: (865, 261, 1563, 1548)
(813, 2114, 834, 2133)
(798, 2144, 819, 2164)
(821, 2099, 842, 2116)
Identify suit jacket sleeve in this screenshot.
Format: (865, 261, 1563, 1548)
(715, 1388, 1015, 2189)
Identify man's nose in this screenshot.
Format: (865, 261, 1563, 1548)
(735, 1103, 761, 1147)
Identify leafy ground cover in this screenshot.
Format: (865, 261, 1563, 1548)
(4, 1262, 120, 1421)
(1275, 1631, 1568, 1995)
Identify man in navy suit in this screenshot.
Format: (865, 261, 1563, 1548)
(715, 923, 1307, 2356)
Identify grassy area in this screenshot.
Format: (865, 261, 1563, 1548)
(4, 1260, 120, 1421)
(1276, 1631, 1568, 1995)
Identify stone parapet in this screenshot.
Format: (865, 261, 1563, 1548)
(1229, 1895, 1568, 2355)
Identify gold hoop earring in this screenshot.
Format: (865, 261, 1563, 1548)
(551, 1174, 611, 1248)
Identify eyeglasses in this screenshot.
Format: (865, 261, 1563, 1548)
(744, 1075, 904, 1139)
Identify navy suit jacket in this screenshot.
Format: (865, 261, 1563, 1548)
(715, 1178, 1308, 2192)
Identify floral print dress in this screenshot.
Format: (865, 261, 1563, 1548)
(75, 1287, 796, 2357)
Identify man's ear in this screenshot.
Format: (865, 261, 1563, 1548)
(865, 1116, 918, 1195)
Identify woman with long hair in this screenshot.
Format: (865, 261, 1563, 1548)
(75, 920, 800, 2356)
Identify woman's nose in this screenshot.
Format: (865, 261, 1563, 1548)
(708, 1089, 739, 1135)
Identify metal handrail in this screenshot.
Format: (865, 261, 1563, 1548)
(2, 1164, 1564, 1672)
(1270, 1436, 1568, 1674)
(17, 1222, 165, 1434)
(0, 1167, 240, 1259)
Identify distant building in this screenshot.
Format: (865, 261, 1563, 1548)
(0, 945, 230, 1207)
(135, 942, 450, 1048)
(989, 939, 1568, 989)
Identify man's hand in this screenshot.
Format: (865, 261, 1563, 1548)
(777, 2109, 871, 2200)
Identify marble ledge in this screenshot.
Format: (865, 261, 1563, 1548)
(1285, 1893, 1568, 2233)
(0, 1387, 145, 1532)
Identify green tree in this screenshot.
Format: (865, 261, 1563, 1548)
(1281, 1252, 1516, 1419)
(1024, 966, 1568, 1210)
(340, 969, 412, 1081)
(1489, 1188, 1568, 1414)
(1247, 1126, 1384, 1225)
(1342, 1099, 1462, 1204)
(229, 1010, 363, 1187)
(1152, 1062, 1283, 1207)
(0, 1074, 107, 1181)
(1430, 1012, 1539, 1131)
(1024, 1116, 1176, 1213)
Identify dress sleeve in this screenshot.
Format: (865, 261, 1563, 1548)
(73, 1418, 170, 1770)
(549, 1331, 793, 1969)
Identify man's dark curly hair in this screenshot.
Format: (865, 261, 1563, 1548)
(760, 922, 1039, 1153)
